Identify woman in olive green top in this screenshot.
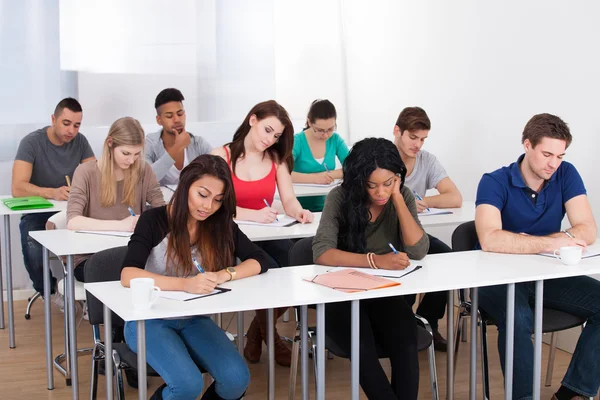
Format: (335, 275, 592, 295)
(312, 137, 429, 400)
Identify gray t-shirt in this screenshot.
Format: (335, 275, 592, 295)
(15, 127, 95, 189)
(404, 150, 448, 198)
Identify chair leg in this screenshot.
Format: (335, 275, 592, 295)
(288, 332, 301, 400)
(480, 320, 490, 400)
(24, 291, 42, 320)
(545, 332, 558, 387)
(90, 343, 100, 400)
(453, 313, 464, 378)
(461, 318, 468, 342)
(418, 316, 439, 400)
(309, 333, 318, 399)
(112, 350, 125, 400)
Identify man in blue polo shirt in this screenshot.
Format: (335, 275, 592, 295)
(475, 113, 599, 400)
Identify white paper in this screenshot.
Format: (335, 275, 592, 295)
(76, 230, 133, 237)
(418, 208, 453, 216)
(328, 264, 419, 279)
(538, 248, 600, 259)
(235, 214, 298, 227)
(293, 179, 341, 188)
(165, 184, 178, 192)
(159, 289, 221, 301)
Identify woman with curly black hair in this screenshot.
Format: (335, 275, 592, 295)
(312, 137, 429, 399)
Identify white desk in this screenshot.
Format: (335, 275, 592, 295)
(29, 230, 129, 397)
(238, 213, 321, 241)
(0, 196, 66, 349)
(85, 248, 600, 400)
(417, 200, 475, 228)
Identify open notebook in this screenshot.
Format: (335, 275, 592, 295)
(327, 265, 422, 279)
(158, 287, 231, 302)
(418, 208, 453, 216)
(304, 269, 400, 293)
(76, 230, 133, 238)
(235, 215, 298, 228)
(293, 179, 341, 188)
(538, 248, 600, 259)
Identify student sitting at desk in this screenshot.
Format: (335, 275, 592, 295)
(393, 106, 462, 351)
(313, 138, 429, 400)
(476, 114, 599, 400)
(12, 97, 95, 311)
(145, 88, 213, 186)
(212, 100, 313, 367)
(67, 117, 165, 282)
(291, 99, 350, 211)
(121, 155, 275, 400)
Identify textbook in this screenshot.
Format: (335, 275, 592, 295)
(2, 196, 54, 211)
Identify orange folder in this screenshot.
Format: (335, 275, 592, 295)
(305, 269, 401, 293)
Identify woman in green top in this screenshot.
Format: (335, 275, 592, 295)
(312, 138, 429, 400)
(291, 99, 350, 211)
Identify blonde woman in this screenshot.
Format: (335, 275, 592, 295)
(67, 117, 165, 282)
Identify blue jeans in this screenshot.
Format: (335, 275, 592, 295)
(125, 316, 250, 400)
(19, 212, 57, 297)
(479, 276, 600, 399)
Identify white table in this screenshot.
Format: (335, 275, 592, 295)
(416, 200, 475, 228)
(237, 213, 321, 241)
(85, 248, 600, 400)
(0, 196, 66, 349)
(29, 230, 130, 397)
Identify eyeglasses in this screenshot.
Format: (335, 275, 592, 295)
(311, 124, 337, 135)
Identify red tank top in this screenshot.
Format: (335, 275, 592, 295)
(224, 146, 277, 210)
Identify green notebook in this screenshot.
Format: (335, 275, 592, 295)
(2, 196, 54, 211)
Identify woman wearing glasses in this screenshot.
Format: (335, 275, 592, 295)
(291, 99, 350, 211)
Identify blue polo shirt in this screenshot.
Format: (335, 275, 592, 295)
(476, 154, 586, 236)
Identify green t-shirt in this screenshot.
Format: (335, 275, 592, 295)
(292, 131, 350, 211)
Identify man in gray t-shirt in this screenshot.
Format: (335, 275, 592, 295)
(12, 98, 95, 303)
(393, 106, 463, 351)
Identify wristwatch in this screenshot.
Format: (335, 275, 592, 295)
(563, 230, 575, 239)
(225, 267, 237, 282)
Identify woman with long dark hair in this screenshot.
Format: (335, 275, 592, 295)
(212, 100, 313, 366)
(312, 137, 429, 399)
(120, 154, 275, 400)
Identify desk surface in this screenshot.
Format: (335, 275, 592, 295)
(86, 245, 600, 322)
(0, 195, 66, 216)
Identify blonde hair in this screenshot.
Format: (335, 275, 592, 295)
(99, 117, 145, 207)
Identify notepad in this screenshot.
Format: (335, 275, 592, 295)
(418, 208, 453, 216)
(235, 215, 298, 227)
(328, 264, 420, 279)
(159, 287, 231, 301)
(2, 196, 54, 211)
(293, 179, 341, 188)
(76, 230, 133, 238)
(538, 248, 600, 259)
(304, 269, 400, 293)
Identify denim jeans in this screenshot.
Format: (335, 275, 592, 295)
(19, 212, 57, 297)
(125, 316, 250, 400)
(405, 234, 451, 331)
(479, 276, 600, 399)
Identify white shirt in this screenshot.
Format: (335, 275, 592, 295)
(160, 149, 189, 186)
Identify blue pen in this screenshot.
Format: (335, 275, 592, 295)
(324, 163, 330, 174)
(263, 198, 279, 222)
(412, 191, 430, 212)
(127, 206, 136, 216)
(388, 242, 399, 254)
(192, 257, 205, 274)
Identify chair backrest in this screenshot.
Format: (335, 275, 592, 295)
(289, 237, 314, 266)
(45, 210, 67, 230)
(84, 246, 129, 328)
(451, 221, 478, 252)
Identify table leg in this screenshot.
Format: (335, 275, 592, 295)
(447, 290, 455, 400)
(505, 283, 515, 400)
(43, 247, 54, 389)
(4, 215, 15, 348)
(267, 308, 275, 400)
(104, 305, 113, 399)
(351, 300, 360, 400)
(66, 255, 79, 399)
(470, 288, 479, 400)
(533, 280, 544, 399)
(0, 222, 4, 330)
(300, 305, 308, 400)
(316, 303, 325, 400)
(137, 320, 147, 400)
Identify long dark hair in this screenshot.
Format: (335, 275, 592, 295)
(227, 100, 294, 174)
(338, 138, 407, 253)
(166, 154, 236, 275)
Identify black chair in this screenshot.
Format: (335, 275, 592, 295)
(287, 237, 439, 400)
(451, 221, 587, 399)
(84, 246, 161, 400)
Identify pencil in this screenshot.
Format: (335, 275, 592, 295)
(65, 175, 71, 189)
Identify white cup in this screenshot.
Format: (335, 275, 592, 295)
(130, 278, 161, 310)
(553, 246, 583, 266)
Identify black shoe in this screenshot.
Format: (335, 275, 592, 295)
(150, 383, 167, 400)
(433, 330, 448, 352)
(124, 369, 139, 389)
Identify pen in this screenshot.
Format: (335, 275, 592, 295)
(65, 175, 71, 189)
(388, 242, 399, 254)
(324, 163, 331, 174)
(192, 257, 205, 274)
(127, 207, 136, 217)
(412, 190, 430, 212)
(263, 198, 279, 222)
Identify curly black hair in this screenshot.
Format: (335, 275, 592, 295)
(338, 137, 407, 253)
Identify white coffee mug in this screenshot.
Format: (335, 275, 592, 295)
(130, 278, 161, 310)
(553, 246, 583, 266)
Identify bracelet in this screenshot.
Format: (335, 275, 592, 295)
(367, 252, 374, 269)
(371, 253, 379, 269)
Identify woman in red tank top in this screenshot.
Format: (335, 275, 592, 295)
(212, 100, 313, 367)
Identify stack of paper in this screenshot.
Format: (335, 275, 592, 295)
(305, 269, 400, 293)
(418, 208, 453, 216)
